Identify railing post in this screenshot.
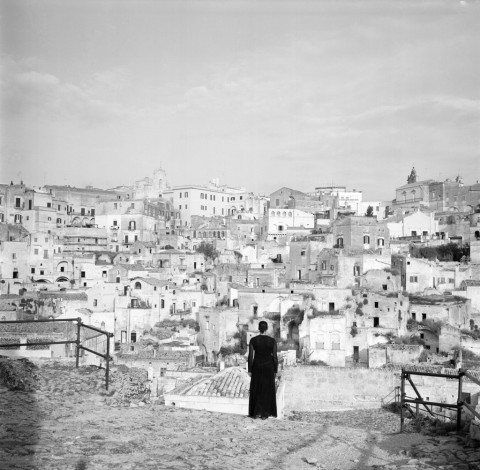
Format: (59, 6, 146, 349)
(400, 370, 405, 432)
(105, 333, 112, 391)
(75, 318, 82, 368)
(457, 369, 464, 432)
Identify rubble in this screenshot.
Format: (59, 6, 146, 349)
(0, 358, 38, 392)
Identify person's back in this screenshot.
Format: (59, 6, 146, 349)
(248, 321, 278, 419)
(250, 335, 275, 362)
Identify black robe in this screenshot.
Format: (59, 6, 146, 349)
(248, 334, 278, 418)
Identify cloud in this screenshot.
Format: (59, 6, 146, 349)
(1, 56, 128, 125)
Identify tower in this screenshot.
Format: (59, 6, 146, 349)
(407, 166, 417, 184)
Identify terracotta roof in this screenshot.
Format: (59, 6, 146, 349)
(169, 366, 250, 398)
(76, 308, 93, 315)
(39, 292, 88, 301)
(132, 277, 170, 287)
(119, 264, 149, 271)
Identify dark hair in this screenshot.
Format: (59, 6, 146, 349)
(258, 321, 268, 333)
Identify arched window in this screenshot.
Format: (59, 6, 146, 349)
(336, 237, 344, 248)
(271, 211, 275, 216)
(101, 321, 106, 331)
(475, 230, 480, 239)
(276, 211, 281, 216)
(129, 220, 136, 230)
(134, 281, 142, 290)
(131, 331, 137, 343)
(363, 235, 370, 244)
(282, 211, 286, 216)
(377, 238, 385, 246)
(161, 299, 165, 308)
(288, 212, 292, 216)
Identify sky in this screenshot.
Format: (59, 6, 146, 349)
(1, 0, 479, 201)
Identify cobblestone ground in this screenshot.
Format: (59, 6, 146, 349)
(1, 363, 479, 470)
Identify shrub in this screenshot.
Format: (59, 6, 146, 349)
(283, 307, 304, 325)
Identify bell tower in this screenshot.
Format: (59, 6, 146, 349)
(407, 166, 417, 184)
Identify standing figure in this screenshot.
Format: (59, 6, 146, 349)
(248, 321, 278, 419)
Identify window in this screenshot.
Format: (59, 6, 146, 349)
(331, 334, 340, 350)
(93, 299, 98, 307)
(81, 271, 86, 278)
(321, 261, 327, 270)
(161, 299, 165, 309)
(12, 253, 16, 260)
(409, 276, 418, 282)
(422, 313, 427, 320)
(363, 235, 370, 244)
(373, 317, 380, 327)
(301, 250, 306, 256)
(31, 268, 35, 274)
(40, 270, 44, 275)
(374, 302, 379, 308)
(15, 197, 21, 208)
(60, 266, 65, 272)
(315, 335, 325, 349)
(131, 332, 137, 343)
(412, 312, 416, 320)
(336, 237, 344, 248)
(113, 220, 118, 226)
(13, 269, 18, 279)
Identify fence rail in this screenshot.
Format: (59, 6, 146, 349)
(0, 318, 113, 390)
(400, 368, 480, 433)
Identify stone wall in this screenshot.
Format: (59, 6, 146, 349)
(282, 366, 479, 412)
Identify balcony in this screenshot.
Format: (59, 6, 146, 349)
(170, 308, 192, 316)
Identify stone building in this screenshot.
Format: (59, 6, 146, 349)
(408, 294, 471, 329)
(332, 216, 389, 251)
(265, 208, 315, 241)
(96, 199, 168, 252)
(164, 178, 250, 228)
(315, 248, 392, 288)
(287, 234, 333, 282)
(386, 210, 439, 240)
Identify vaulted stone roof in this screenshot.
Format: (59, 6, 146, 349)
(169, 366, 250, 398)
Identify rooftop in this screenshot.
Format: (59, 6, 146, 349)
(168, 366, 250, 398)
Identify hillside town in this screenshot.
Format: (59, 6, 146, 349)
(1, 165, 479, 378)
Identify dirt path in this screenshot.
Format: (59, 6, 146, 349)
(1, 363, 478, 470)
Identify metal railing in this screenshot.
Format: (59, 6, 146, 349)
(0, 318, 113, 390)
(400, 368, 480, 433)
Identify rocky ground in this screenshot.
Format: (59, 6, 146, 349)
(1, 361, 479, 470)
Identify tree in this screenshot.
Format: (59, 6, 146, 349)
(365, 205, 374, 217)
(195, 242, 219, 261)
